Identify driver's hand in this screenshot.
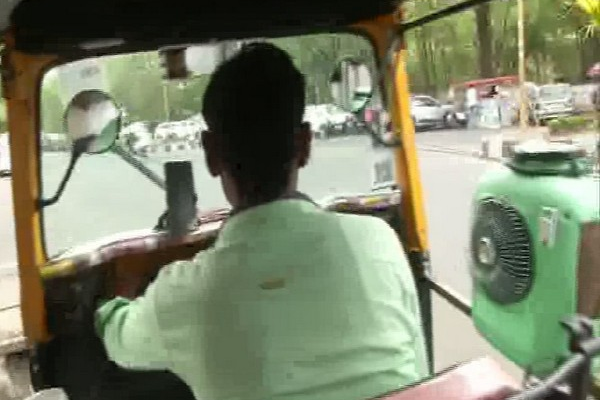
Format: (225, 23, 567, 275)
(114, 269, 155, 299)
(198, 208, 230, 224)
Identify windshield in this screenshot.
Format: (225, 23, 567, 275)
(539, 85, 572, 101)
(40, 33, 381, 257)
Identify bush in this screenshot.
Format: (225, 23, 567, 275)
(548, 115, 595, 135)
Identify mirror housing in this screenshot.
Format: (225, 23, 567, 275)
(329, 57, 399, 148)
(64, 89, 121, 154)
(160, 41, 242, 79)
(329, 57, 373, 112)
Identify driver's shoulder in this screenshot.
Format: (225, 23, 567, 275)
(328, 211, 396, 237)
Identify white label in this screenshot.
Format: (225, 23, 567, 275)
(371, 149, 396, 189)
(539, 207, 559, 248)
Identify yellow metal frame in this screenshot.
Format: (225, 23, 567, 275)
(3, 10, 429, 344)
(3, 31, 57, 343)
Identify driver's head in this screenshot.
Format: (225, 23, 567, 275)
(201, 42, 311, 208)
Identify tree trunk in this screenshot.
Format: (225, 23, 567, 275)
(475, 3, 494, 78)
(579, 36, 600, 80)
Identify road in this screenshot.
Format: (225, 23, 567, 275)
(0, 128, 522, 391)
(2, 128, 489, 275)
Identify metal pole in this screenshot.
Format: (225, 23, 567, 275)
(163, 83, 170, 121)
(517, 0, 528, 138)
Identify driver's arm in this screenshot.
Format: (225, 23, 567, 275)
(95, 267, 176, 371)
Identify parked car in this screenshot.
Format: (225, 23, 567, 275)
(0, 133, 10, 177)
(189, 113, 208, 132)
(121, 122, 155, 156)
(40, 132, 70, 152)
(155, 120, 202, 141)
(304, 105, 330, 139)
(440, 102, 468, 127)
(304, 104, 357, 139)
(410, 95, 449, 130)
(532, 83, 575, 123)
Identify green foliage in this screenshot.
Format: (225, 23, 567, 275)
(548, 115, 594, 134)
(404, 0, 599, 97)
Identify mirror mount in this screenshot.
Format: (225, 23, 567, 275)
(38, 136, 98, 208)
(111, 144, 166, 190)
(38, 89, 121, 208)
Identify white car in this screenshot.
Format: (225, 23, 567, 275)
(304, 104, 356, 139)
(0, 133, 10, 177)
(189, 113, 208, 131)
(40, 132, 70, 152)
(410, 95, 448, 130)
(304, 105, 331, 139)
(155, 120, 201, 141)
(319, 104, 354, 126)
(119, 122, 155, 153)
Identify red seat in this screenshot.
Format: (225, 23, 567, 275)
(374, 357, 520, 400)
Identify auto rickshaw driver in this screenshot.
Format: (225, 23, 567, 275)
(95, 42, 428, 400)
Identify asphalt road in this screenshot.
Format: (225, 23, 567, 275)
(2, 128, 491, 295)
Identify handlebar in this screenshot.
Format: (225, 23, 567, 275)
(507, 318, 600, 400)
(508, 353, 586, 400)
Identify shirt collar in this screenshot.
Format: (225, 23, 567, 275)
(217, 192, 318, 246)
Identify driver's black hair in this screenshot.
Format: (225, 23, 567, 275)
(202, 42, 305, 203)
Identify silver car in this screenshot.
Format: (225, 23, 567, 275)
(410, 95, 448, 130)
(533, 84, 575, 123)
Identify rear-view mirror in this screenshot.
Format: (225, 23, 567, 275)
(161, 42, 242, 79)
(64, 89, 121, 155)
(329, 57, 399, 148)
(329, 57, 373, 112)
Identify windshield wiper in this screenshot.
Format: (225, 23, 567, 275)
(111, 144, 166, 190)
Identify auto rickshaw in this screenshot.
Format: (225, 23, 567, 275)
(1, 0, 599, 399)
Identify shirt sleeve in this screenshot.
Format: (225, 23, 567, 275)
(95, 272, 172, 371)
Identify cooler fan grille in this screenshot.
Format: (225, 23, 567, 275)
(471, 198, 534, 304)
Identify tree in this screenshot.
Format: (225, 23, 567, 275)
(573, 0, 600, 35)
(475, 3, 494, 78)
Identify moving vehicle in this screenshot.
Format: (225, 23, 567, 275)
(410, 95, 448, 130)
(532, 83, 576, 123)
(1, 0, 599, 399)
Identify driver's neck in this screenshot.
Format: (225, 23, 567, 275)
(230, 170, 300, 215)
(233, 187, 298, 215)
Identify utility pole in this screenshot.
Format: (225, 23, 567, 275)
(517, 0, 528, 138)
(162, 83, 170, 121)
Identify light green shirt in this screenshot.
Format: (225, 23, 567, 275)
(96, 199, 429, 400)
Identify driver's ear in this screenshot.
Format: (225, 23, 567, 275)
(201, 130, 222, 177)
(296, 122, 312, 168)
